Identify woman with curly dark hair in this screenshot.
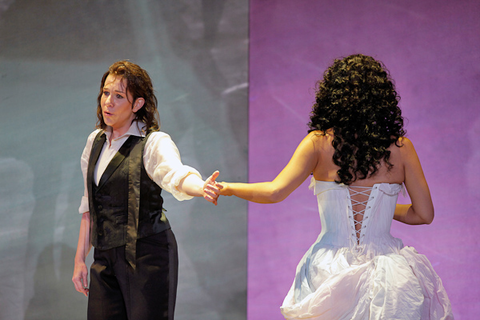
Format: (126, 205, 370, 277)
(215, 55, 453, 319)
(72, 60, 220, 320)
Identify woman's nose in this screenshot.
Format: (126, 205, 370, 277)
(104, 95, 112, 106)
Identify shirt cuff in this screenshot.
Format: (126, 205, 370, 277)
(78, 196, 89, 214)
(168, 166, 202, 201)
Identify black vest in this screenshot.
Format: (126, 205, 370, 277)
(87, 131, 170, 268)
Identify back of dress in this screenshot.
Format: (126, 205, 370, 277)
(311, 178, 404, 255)
(280, 177, 453, 320)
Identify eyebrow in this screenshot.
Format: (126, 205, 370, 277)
(103, 86, 126, 94)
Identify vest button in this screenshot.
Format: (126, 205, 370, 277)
(98, 205, 103, 210)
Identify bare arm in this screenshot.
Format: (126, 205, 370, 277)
(220, 133, 319, 203)
(177, 171, 221, 205)
(394, 138, 434, 225)
(72, 211, 92, 297)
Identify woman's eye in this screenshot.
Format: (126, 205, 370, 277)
(116, 94, 124, 99)
(103, 91, 109, 96)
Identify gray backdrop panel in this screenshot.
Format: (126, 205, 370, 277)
(0, 1, 248, 319)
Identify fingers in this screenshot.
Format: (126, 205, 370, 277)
(203, 188, 218, 205)
(204, 182, 221, 193)
(80, 286, 89, 297)
(208, 170, 220, 183)
(205, 171, 220, 190)
(203, 171, 222, 205)
(204, 182, 222, 194)
(73, 265, 89, 297)
(83, 274, 89, 291)
(73, 276, 89, 297)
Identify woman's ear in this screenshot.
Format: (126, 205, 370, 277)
(133, 98, 145, 112)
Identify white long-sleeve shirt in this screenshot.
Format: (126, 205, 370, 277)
(78, 121, 201, 214)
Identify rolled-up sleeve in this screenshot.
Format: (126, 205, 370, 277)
(78, 130, 101, 214)
(144, 132, 201, 201)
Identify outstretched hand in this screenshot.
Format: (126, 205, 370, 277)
(203, 171, 223, 205)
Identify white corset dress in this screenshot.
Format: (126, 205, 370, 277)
(280, 178, 453, 320)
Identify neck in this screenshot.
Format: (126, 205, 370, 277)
(110, 129, 126, 141)
(109, 118, 136, 141)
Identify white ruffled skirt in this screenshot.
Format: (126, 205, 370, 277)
(280, 239, 453, 320)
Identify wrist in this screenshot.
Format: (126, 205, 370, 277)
(220, 182, 232, 196)
(75, 257, 85, 265)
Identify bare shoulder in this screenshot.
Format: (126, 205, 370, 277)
(308, 130, 338, 180)
(395, 137, 418, 159)
(306, 130, 325, 140)
(306, 130, 334, 150)
(387, 137, 424, 180)
(398, 137, 414, 149)
(388, 137, 413, 156)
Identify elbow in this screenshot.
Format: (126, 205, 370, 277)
(423, 214, 434, 225)
(421, 209, 434, 225)
(421, 218, 433, 225)
(410, 203, 434, 225)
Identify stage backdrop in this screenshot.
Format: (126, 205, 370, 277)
(0, 1, 248, 319)
(248, 0, 479, 319)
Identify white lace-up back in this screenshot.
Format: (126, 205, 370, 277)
(280, 177, 454, 320)
(308, 178, 403, 249)
(348, 186, 373, 245)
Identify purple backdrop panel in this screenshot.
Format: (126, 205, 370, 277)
(249, 1, 480, 319)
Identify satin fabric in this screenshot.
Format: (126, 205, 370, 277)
(280, 178, 453, 320)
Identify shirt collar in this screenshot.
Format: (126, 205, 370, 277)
(104, 120, 147, 141)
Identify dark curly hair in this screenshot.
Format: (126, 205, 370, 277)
(308, 54, 405, 185)
(96, 60, 160, 133)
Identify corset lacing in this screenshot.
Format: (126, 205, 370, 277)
(348, 186, 373, 245)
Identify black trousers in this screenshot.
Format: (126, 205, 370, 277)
(88, 229, 178, 320)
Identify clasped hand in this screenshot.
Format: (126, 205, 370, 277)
(203, 171, 223, 205)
